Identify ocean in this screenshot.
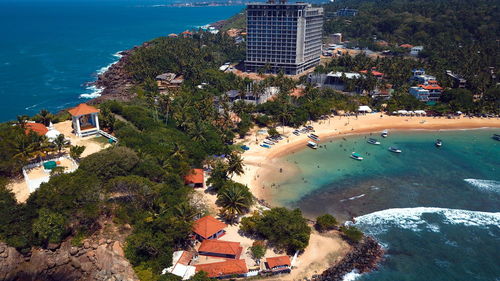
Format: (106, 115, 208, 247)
(264, 129, 500, 281)
(0, 0, 243, 122)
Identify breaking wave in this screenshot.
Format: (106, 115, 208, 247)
(80, 51, 122, 99)
(464, 179, 500, 193)
(353, 207, 500, 235)
(340, 194, 366, 202)
(80, 85, 102, 99)
(342, 270, 362, 281)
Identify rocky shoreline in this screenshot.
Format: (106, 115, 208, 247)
(88, 44, 147, 105)
(0, 239, 138, 281)
(313, 236, 384, 281)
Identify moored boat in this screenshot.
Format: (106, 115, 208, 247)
(381, 130, 389, 138)
(307, 141, 318, 149)
(435, 139, 442, 147)
(367, 138, 380, 145)
(350, 152, 364, 160)
(263, 140, 275, 146)
(308, 134, 320, 141)
(493, 134, 500, 141)
(388, 146, 402, 153)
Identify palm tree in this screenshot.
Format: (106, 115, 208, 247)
(53, 134, 67, 153)
(16, 115, 28, 130)
(227, 152, 244, 178)
(216, 183, 253, 222)
(69, 145, 86, 161)
(36, 109, 53, 126)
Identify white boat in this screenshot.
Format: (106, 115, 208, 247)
(388, 146, 402, 153)
(381, 130, 388, 138)
(435, 139, 442, 147)
(308, 134, 320, 141)
(263, 140, 275, 145)
(350, 152, 363, 160)
(367, 138, 380, 145)
(307, 141, 318, 149)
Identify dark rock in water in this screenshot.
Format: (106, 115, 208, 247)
(313, 236, 384, 281)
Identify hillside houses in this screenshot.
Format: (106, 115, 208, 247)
(164, 215, 294, 279)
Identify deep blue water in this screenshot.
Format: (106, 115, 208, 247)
(0, 0, 243, 122)
(267, 129, 500, 281)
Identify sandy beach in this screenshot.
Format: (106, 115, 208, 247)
(228, 114, 500, 279)
(233, 114, 500, 202)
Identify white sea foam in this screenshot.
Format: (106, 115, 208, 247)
(81, 51, 123, 99)
(80, 85, 102, 99)
(96, 51, 123, 75)
(464, 179, 500, 193)
(340, 194, 366, 202)
(25, 103, 40, 110)
(342, 270, 362, 281)
(354, 207, 500, 235)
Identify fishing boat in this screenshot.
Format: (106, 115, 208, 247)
(350, 152, 363, 160)
(381, 130, 389, 138)
(435, 139, 443, 147)
(367, 138, 380, 145)
(308, 134, 320, 141)
(388, 146, 402, 153)
(493, 134, 500, 141)
(260, 143, 271, 148)
(263, 140, 275, 146)
(307, 141, 318, 149)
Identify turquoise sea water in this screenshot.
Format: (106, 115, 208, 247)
(266, 129, 500, 281)
(0, 0, 243, 122)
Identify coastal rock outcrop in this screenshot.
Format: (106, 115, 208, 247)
(0, 239, 138, 281)
(313, 236, 384, 281)
(90, 45, 144, 104)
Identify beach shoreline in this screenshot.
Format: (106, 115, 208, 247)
(233, 114, 500, 205)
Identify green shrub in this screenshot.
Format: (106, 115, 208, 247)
(315, 214, 338, 232)
(340, 226, 364, 243)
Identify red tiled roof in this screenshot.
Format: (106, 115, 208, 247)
(419, 84, 442, 90)
(195, 260, 248, 278)
(266, 256, 291, 269)
(400, 44, 413, 48)
(178, 251, 194, 266)
(25, 123, 48, 136)
(193, 215, 227, 239)
(184, 169, 204, 185)
(198, 240, 242, 258)
(68, 103, 99, 116)
(360, 70, 384, 76)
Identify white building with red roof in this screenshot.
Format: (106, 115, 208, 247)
(192, 215, 227, 240)
(68, 103, 100, 137)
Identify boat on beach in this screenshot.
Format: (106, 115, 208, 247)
(263, 140, 275, 146)
(388, 146, 402, 153)
(381, 130, 389, 138)
(435, 139, 442, 147)
(367, 138, 380, 145)
(308, 134, 320, 141)
(260, 143, 271, 148)
(307, 141, 318, 149)
(350, 152, 364, 160)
